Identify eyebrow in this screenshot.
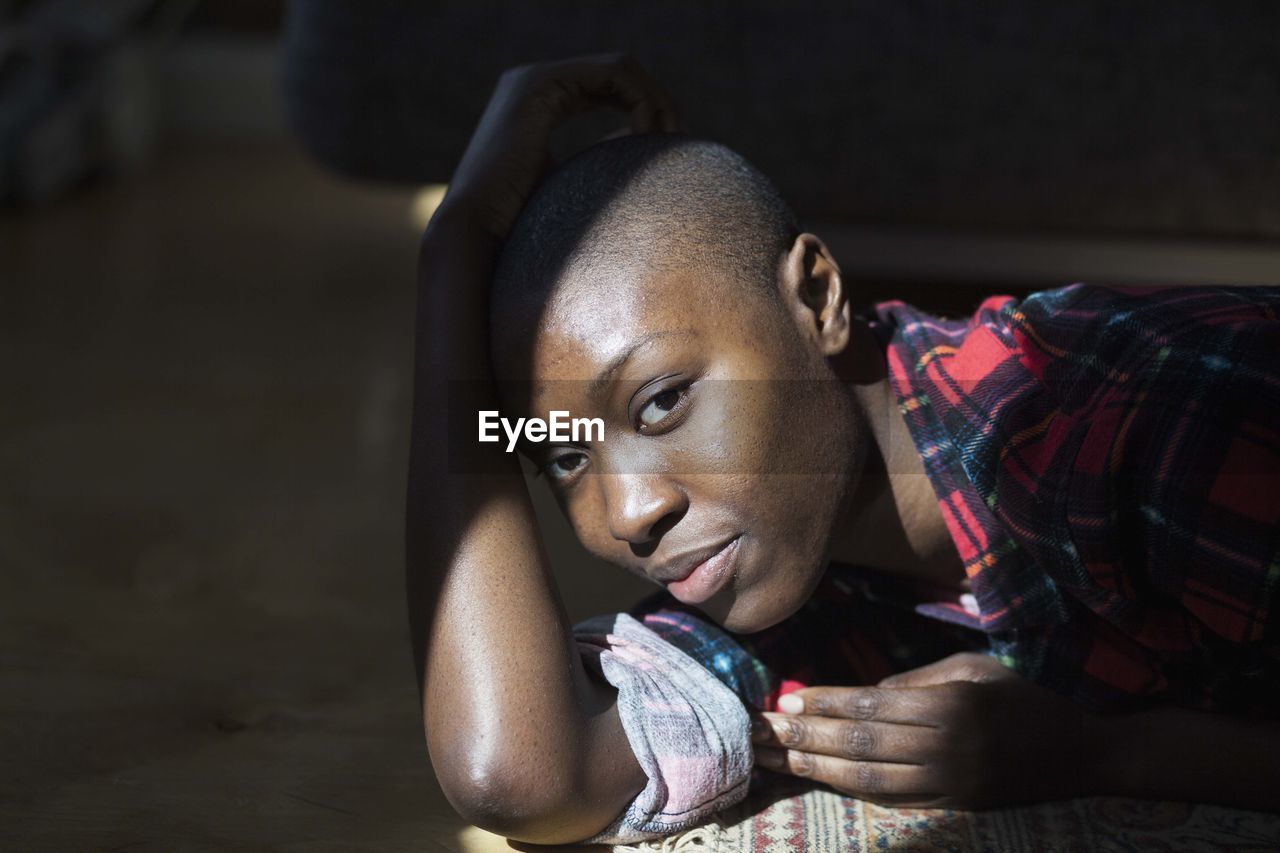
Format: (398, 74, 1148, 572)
(586, 330, 696, 400)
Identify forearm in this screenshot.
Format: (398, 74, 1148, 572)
(1091, 703, 1280, 812)
(407, 203, 642, 840)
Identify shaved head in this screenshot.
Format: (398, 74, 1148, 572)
(482, 134, 872, 634)
(491, 134, 801, 331)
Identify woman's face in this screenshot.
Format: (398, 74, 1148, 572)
(493, 260, 866, 634)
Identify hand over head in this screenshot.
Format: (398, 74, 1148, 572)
(443, 54, 682, 242)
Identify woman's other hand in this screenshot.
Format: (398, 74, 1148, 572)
(441, 53, 681, 243)
(750, 652, 1102, 809)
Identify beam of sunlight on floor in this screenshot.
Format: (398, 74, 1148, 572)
(456, 823, 609, 852)
(411, 183, 450, 231)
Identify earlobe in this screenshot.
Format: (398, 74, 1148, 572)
(779, 233, 850, 356)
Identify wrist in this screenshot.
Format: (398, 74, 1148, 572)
(423, 193, 509, 247)
(413, 195, 506, 381)
(1083, 708, 1148, 798)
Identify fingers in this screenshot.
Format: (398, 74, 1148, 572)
(629, 100, 681, 135)
(753, 746, 944, 804)
(751, 713, 938, 765)
(570, 53, 679, 129)
(781, 684, 965, 728)
(505, 53, 682, 134)
(878, 652, 1009, 688)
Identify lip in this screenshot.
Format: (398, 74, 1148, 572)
(663, 536, 741, 605)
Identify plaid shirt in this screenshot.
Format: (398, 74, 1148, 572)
(629, 283, 1280, 718)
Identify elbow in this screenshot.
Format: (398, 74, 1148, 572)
(435, 756, 597, 844)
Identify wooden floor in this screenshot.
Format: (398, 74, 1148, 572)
(0, 140, 650, 851)
(0, 136, 1059, 851)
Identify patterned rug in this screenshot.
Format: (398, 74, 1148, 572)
(613, 778, 1280, 852)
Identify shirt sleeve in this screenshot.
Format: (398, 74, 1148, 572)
(1113, 289, 1280, 710)
(1123, 293, 1280, 647)
(1050, 285, 1280, 714)
(572, 611, 756, 845)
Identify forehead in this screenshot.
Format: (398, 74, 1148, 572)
(495, 263, 738, 384)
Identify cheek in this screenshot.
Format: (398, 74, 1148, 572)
(670, 382, 784, 478)
(666, 383, 849, 542)
(725, 391, 855, 608)
(560, 477, 647, 576)
(562, 486, 608, 555)
(708, 379, 850, 479)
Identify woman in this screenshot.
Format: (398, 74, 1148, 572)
(406, 55, 1280, 845)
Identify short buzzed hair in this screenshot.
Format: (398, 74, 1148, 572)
(491, 134, 801, 321)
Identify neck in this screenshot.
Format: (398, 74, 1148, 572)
(827, 321, 968, 592)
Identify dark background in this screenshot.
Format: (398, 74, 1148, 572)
(2, 2, 1278, 850)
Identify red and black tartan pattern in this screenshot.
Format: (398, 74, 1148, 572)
(870, 282, 1280, 715)
(632, 284, 1280, 720)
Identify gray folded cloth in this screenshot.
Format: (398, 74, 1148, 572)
(574, 612, 752, 845)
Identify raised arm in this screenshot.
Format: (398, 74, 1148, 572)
(405, 56, 679, 843)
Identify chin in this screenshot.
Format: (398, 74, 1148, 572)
(687, 538, 829, 634)
(714, 591, 805, 635)
(720, 551, 829, 635)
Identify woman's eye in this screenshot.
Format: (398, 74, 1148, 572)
(545, 452, 587, 481)
(637, 387, 685, 430)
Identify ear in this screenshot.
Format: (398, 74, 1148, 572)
(777, 233, 850, 357)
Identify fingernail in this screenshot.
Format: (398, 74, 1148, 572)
(750, 716, 769, 738)
(778, 694, 804, 714)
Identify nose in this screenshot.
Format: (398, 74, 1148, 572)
(601, 473, 687, 549)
